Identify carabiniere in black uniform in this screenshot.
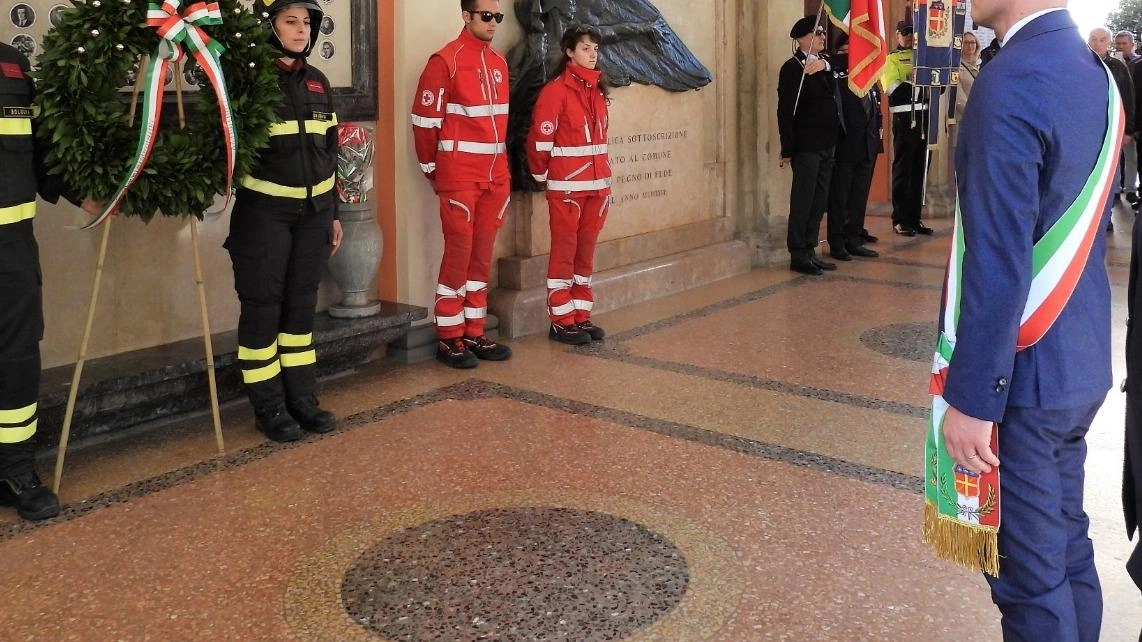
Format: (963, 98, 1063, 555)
(226, 0, 339, 442)
(0, 43, 83, 520)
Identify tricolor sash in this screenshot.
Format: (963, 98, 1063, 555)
(922, 63, 1124, 576)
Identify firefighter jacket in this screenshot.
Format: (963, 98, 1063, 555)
(411, 28, 510, 191)
(526, 64, 612, 197)
(0, 43, 78, 237)
(881, 47, 926, 112)
(240, 58, 339, 218)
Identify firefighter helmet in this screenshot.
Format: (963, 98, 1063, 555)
(257, 0, 323, 57)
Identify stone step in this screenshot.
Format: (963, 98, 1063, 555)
(34, 302, 427, 449)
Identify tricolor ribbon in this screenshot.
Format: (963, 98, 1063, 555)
(82, 0, 238, 229)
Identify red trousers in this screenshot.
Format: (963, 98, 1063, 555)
(435, 182, 510, 339)
(546, 194, 609, 324)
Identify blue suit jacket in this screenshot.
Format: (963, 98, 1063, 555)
(945, 10, 1113, 421)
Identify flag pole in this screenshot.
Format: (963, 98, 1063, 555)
(793, 0, 828, 116)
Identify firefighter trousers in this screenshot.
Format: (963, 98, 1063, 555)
(225, 194, 334, 410)
(0, 222, 42, 476)
(546, 194, 609, 325)
(434, 182, 510, 340)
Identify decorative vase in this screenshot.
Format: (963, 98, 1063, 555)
(327, 200, 383, 318)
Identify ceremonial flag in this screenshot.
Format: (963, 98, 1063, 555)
(823, 0, 888, 96)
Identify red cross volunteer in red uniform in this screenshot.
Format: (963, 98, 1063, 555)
(411, 0, 513, 368)
(526, 24, 613, 345)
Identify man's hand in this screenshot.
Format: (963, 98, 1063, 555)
(941, 406, 1000, 473)
(79, 197, 111, 217)
(779, 157, 792, 168)
(330, 219, 344, 256)
(803, 59, 827, 75)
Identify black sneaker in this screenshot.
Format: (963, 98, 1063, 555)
(549, 322, 591, 345)
(437, 338, 479, 368)
(893, 223, 916, 236)
(254, 404, 302, 442)
(576, 321, 605, 340)
(461, 335, 512, 360)
(0, 470, 60, 521)
(914, 221, 935, 235)
(286, 395, 337, 433)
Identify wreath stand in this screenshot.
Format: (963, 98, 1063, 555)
(52, 61, 226, 494)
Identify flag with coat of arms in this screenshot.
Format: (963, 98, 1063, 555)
(822, 0, 888, 96)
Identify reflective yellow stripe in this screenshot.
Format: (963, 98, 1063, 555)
(278, 332, 313, 347)
(0, 119, 31, 136)
(280, 350, 317, 368)
(238, 342, 278, 361)
(268, 116, 339, 137)
(239, 174, 335, 199)
(0, 419, 36, 443)
(0, 201, 35, 225)
(0, 403, 36, 425)
(242, 360, 281, 384)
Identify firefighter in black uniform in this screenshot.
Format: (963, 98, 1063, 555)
(0, 43, 102, 520)
(227, 0, 342, 442)
(881, 21, 933, 236)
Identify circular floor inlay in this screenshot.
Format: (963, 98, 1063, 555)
(340, 507, 688, 641)
(860, 321, 938, 363)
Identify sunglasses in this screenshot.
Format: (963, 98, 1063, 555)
(467, 10, 505, 23)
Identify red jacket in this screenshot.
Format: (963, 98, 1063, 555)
(411, 28, 510, 191)
(527, 64, 611, 197)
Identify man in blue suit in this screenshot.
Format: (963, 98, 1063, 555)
(938, 1, 1116, 640)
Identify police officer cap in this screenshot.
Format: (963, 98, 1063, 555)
(789, 16, 818, 39)
(896, 20, 913, 35)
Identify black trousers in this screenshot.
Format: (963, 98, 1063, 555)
(827, 156, 875, 251)
(788, 148, 835, 262)
(891, 113, 927, 227)
(225, 193, 334, 410)
(0, 221, 42, 476)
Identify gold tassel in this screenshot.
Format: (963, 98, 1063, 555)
(922, 501, 1000, 577)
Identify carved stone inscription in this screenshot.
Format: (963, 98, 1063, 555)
(609, 128, 688, 206)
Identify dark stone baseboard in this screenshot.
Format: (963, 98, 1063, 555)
(35, 302, 427, 449)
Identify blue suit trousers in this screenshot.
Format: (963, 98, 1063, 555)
(986, 402, 1104, 642)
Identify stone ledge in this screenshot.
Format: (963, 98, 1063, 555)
(498, 217, 736, 291)
(35, 301, 427, 448)
(489, 240, 752, 339)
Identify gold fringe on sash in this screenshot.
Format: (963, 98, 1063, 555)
(922, 501, 1000, 577)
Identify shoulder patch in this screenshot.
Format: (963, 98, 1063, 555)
(540, 120, 555, 136)
(421, 89, 435, 106)
(306, 79, 325, 94)
(0, 63, 23, 79)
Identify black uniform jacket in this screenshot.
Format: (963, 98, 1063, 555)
(242, 57, 339, 218)
(777, 51, 841, 158)
(835, 80, 883, 163)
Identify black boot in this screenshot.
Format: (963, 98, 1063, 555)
(286, 395, 337, 433)
(254, 404, 302, 442)
(549, 322, 591, 345)
(0, 470, 60, 521)
(576, 321, 605, 340)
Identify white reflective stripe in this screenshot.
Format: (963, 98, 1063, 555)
(572, 299, 594, 311)
(550, 300, 576, 316)
(435, 312, 465, 326)
(464, 307, 488, 319)
(496, 196, 510, 220)
(438, 140, 507, 154)
(547, 278, 573, 290)
(466, 280, 488, 292)
(411, 114, 444, 129)
(535, 141, 554, 152)
(565, 162, 592, 180)
(889, 104, 929, 113)
(552, 144, 608, 157)
(532, 172, 548, 182)
(547, 178, 612, 191)
(0, 419, 36, 444)
(447, 198, 472, 221)
(0, 402, 36, 425)
(573, 274, 592, 286)
(445, 102, 509, 117)
(420, 162, 437, 173)
(436, 283, 467, 297)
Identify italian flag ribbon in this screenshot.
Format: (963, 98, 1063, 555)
(922, 63, 1123, 576)
(82, 1, 238, 229)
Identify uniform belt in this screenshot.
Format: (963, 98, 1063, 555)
(0, 201, 35, 226)
(239, 174, 335, 199)
(890, 104, 929, 114)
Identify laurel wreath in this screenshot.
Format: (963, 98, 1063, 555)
(34, 0, 281, 221)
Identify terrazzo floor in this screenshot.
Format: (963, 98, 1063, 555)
(2, 206, 1141, 641)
